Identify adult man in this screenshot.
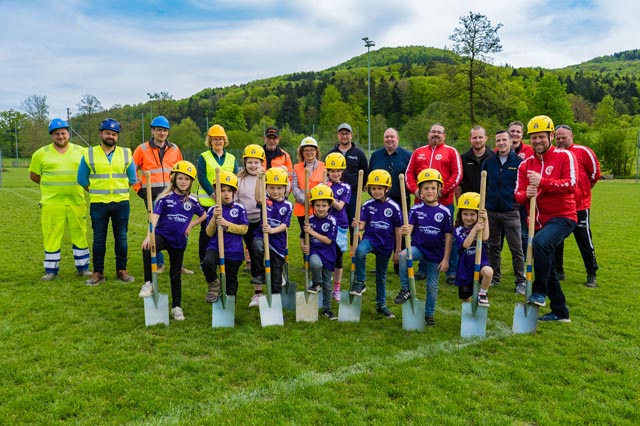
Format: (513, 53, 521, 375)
(405, 123, 462, 283)
(553, 124, 601, 287)
(457, 125, 495, 195)
(78, 118, 137, 285)
(263, 126, 293, 172)
(514, 115, 577, 322)
(482, 130, 525, 294)
(326, 123, 368, 237)
(29, 118, 91, 281)
(509, 120, 534, 255)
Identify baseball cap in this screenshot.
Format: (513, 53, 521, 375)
(337, 123, 353, 133)
(265, 126, 279, 137)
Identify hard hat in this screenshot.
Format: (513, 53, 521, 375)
(243, 144, 266, 161)
(457, 192, 481, 211)
(171, 160, 197, 180)
(99, 118, 121, 133)
(150, 116, 170, 129)
(299, 136, 318, 148)
(309, 184, 334, 202)
(265, 167, 289, 186)
(417, 168, 443, 186)
(366, 169, 392, 188)
(215, 170, 238, 190)
(325, 152, 346, 170)
(207, 124, 227, 138)
(48, 118, 69, 134)
(527, 115, 555, 134)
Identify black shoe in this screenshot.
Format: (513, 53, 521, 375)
(556, 271, 566, 281)
(394, 289, 411, 304)
(350, 282, 366, 296)
(394, 263, 399, 274)
(585, 275, 597, 288)
(322, 310, 337, 320)
(307, 283, 321, 294)
(446, 275, 456, 285)
(538, 312, 571, 323)
(414, 272, 426, 280)
(425, 315, 435, 326)
(376, 306, 396, 319)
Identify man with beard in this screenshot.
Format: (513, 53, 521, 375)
(457, 125, 495, 195)
(78, 118, 137, 285)
(29, 118, 91, 281)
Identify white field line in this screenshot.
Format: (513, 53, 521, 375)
(0, 188, 40, 203)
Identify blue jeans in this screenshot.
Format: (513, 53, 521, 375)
(90, 201, 130, 273)
(355, 238, 391, 308)
(400, 247, 440, 316)
(532, 217, 576, 318)
(310, 254, 333, 310)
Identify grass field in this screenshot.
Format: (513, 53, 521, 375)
(1, 167, 639, 425)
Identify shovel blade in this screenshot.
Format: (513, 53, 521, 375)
(259, 294, 284, 327)
(460, 302, 488, 338)
(402, 299, 425, 331)
(143, 294, 170, 327)
(295, 291, 318, 322)
(212, 295, 235, 328)
(338, 290, 361, 322)
(512, 303, 538, 334)
(281, 281, 297, 312)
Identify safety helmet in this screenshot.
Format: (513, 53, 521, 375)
(366, 169, 392, 188)
(417, 168, 443, 186)
(527, 115, 554, 134)
(299, 136, 318, 148)
(48, 118, 69, 134)
(243, 144, 266, 161)
(457, 192, 481, 211)
(207, 124, 227, 138)
(171, 160, 197, 180)
(325, 152, 346, 170)
(215, 170, 238, 190)
(99, 118, 121, 133)
(265, 167, 289, 186)
(309, 184, 334, 202)
(150, 116, 170, 129)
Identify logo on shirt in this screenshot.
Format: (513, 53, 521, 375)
(183, 201, 192, 211)
(321, 223, 331, 232)
(434, 212, 444, 223)
(435, 154, 442, 161)
(545, 166, 554, 175)
(383, 208, 394, 218)
(279, 206, 288, 216)
(230, 208, 239, 218)
(336, 188, 344, 196)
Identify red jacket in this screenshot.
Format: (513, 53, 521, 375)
(405, 143, 462, 206)
(514, 142, 534, 160)
(515, 145, 577, 229)
(565, 143, 601, 210)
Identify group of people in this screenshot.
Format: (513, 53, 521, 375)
(29, 113, 600, 325)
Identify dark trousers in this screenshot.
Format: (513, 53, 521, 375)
(90, 201, 130, 273)
(198, 223, 210, 264)
(202, 249, 242, 296)
(143, 234, 184, 308)
(243, 221, 261, 276)
(251, 238, 285, 294)
(554, 209, 598, 276)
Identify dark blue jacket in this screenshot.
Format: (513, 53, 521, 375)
(482, 150, 522, 212)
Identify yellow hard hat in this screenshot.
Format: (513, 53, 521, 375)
(243, 144, 265, 161)
(527, 115, 555, 134)
(215, 170, 238, 190)
(325, 152, 346, 170)
(207, 124, 227, 138)
(417, 168, 443, 186)
(366, 169, 392, 188)
(265, 167, 289, 186)
(171, 160, 197, 180)
(309, 184, 334, 202)
(457, 192, 481, 211)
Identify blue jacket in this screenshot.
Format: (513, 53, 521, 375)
(482, 150, 522, 212)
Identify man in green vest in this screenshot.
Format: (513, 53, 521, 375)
(77, 118, 138, 285)
(29, 118, 91, 281)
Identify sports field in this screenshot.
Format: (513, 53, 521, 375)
(1, 168, 639, 425)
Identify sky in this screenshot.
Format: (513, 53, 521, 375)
(1, 0, 639, 120)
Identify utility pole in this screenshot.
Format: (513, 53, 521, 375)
(362, 37, 375, 154)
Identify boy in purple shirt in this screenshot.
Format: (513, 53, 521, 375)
(301, 184, 338, 320)
(351, 169, 402, 319)
(395, 169, 452, 326)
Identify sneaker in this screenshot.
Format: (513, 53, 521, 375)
(585, 275, 597, 288)
(156, 265, 165, 274)
(171, 306, 185, 321)
(139, 281, 153, 298)
(77, 270, 93, 278)
(41, 272, 57, 281)
(85, 272, 105, 286)
(394, 289, 411, 304)
(414, 272, 426, 280)
(527, 293, 546, 307)
(322, 310, 338, 320)
(206, 280, 221, 303)
(350, 282, 366, 296)
(556, 271, 566, 281)
(478, 292, 490, 307)
(446, 275, 456, 285)
(332, 289, 341, 302)
(248, 293, 261, 307)
(515, 283, 526, 295)
(538, 312, 571, 323)
(181, 266, 194, 275)
(307, 283, 321, 294)
(243, 262, 251, 273)
(425, 315, 435, 326)
(376, 306, 396, 319)
(116, 270, 135, 283)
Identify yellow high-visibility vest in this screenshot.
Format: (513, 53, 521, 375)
(197, 149, 236, 207)
(84, 146, 132, 203)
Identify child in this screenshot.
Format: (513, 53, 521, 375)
(324, 152, 351, 302)
(454, 192, 493, 307)
(395, 169, 452, 326)
(252, 167, 293, 294)
(351, 169, 402, 319)
(139, 161, 206, 321)
(301, 184, 338, 320)
(235, 144, 266, 307)
(202, 171, 249, 303)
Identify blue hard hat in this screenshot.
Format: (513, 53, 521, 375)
(99, 118, 121, 133)
(150, 115, 170, 129)
(48, 118, 69, 134)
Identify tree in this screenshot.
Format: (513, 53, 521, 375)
(531, 75, 573, 125)
(214, 104, 246, 132)
(77, 94, 103, 145)
(0, 109, 28, 156)
(22, 95, 49, 123)
(449, 11, 503, 123)
(169, 117, 203, 153)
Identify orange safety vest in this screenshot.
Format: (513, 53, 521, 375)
(293, 161, 325, 217)
(132, 141, 183, 193)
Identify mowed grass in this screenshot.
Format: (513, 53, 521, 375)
(1, 167, 639, 425)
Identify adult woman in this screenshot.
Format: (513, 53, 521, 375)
(291, 136, 325, 230)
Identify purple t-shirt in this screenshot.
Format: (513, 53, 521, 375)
(300, 214, 338, 271)
(454, 225, 490, 287)
(205, 202, 249, 261)
(409, 203, 453, 263)
(360, 198, 402, 257)
(329, 181, 351, 228)
(253, 197, 293, 258)
(154, 192, 205, 250)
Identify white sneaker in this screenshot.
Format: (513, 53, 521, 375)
(171, 306, 185, 321)
(248, 294, 260, 307)
(138, 281, 153, 298)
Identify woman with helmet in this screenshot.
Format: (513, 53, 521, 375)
(291, 136, 326, 231)
(139, 161, 207, 321)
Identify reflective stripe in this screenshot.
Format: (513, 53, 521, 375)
(40, 181, 79, 187)
(42, 170, 77, 176)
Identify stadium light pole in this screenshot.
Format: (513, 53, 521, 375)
(363, 37, 375, 154)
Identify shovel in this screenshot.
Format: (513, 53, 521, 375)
(142, 172, 170, 327)
(338, 169, 364, 322)
(512, 196, 538, 334)
(280, 230, 297, 312)
(461, 171, 489, 338)
(258, 174, 284, 326)
(212, 168, 235, 328)
(398, 174, 425, 331)
(296, 169, 319, 322)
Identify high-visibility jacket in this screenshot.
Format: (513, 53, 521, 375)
(131, 140, 182, 194)
(293, 161, 325, 217)
(84, 146, 133, 203)
(197, 150, 236, 207)
(29, 143, 86, 205)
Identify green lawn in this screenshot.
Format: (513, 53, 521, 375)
(1, 168, 639, 425)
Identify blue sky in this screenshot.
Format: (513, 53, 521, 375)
(1, 0, 638, 119)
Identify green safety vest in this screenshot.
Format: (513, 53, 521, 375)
(29, 143, 86, 205)
(197, 149, 236, 207)
(84, 146, 132, 203)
